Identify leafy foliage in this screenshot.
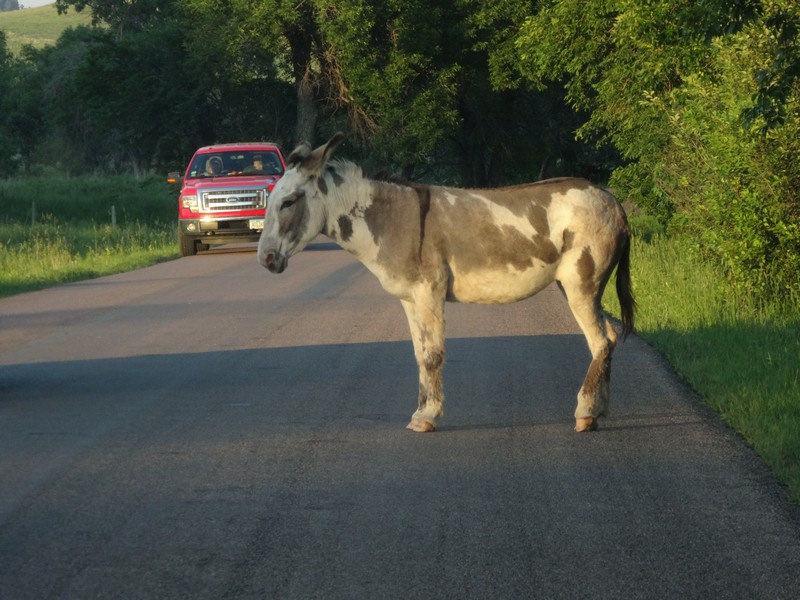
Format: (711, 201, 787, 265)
(508, 0, 800, 297)
(0, 31, 17, 176)
(661, 30, 800, 296)
(3, 0, 800, 296)
(316, 0, 463, 165)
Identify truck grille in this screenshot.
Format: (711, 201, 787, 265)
(199, 187, 267, 212)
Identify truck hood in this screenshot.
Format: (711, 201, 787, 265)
(184, 175, 281, 190)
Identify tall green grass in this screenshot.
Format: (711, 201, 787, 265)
(0, 219, 177, 296)
(0, 174, 178, 297)
(605, 221, 800, 503)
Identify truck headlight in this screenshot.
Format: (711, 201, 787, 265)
(181, 194, 199, 213)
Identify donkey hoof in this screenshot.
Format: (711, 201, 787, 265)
(575, 417, 598, 432)
(406, 418, 436, 432)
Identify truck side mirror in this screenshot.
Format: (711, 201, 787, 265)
(167, 171, 182, 185)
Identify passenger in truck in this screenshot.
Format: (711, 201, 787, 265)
(244, 154, 264, 174)
(264, 154, 283, 175)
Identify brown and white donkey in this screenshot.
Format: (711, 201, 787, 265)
(258, 133, 635, 432)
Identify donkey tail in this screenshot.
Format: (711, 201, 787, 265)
(616, 234, 636, 339)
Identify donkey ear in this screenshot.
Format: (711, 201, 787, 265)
(286, 142, 312, 169)
(299, 132, 345, 174)
(320, 132, 345, 161)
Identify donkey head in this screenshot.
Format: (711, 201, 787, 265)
(257, 133, 345, 273)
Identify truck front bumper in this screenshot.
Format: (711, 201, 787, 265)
(180, 217, 264, 243)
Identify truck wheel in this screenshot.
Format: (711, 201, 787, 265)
(179, 231, 199, 256)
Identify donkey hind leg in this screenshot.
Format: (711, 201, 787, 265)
(561, 281, 618, 432)
(400, 297, 445, 432)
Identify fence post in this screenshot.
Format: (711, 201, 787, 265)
(111, 205, 117, 227)
(31, 201, 36, 226)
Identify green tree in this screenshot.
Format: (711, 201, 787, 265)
(315, 0, 463, 168)
(46, 0, 611, 183)
(3, 46, 46, 172)
(464, 0, 619, 186)
(77, 24, 207, 174)
(48, 1, 201, 172)
(506, 0, 800, 295)
(745, 4, 800, 131)
(43, 0, 294, 172)
(315, 0, 612, 184)
(181, 0, 468, 176)
(510, 0, 727, 218)
(0, 31, 18, 176)
(179, 0, 324, 146)
(657, 18, 800, 296)
(19, 27, 121, 172)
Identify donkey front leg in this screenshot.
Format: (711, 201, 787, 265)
(400, 297, 445, 432)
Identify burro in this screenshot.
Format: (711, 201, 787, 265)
(258, 133, 635, 433)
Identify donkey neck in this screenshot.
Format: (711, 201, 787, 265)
(325, 168, 425, 239)
(319, 165, 366, 235)
(319, 163, 388, 244)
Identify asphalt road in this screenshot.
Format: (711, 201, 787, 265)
(1, 241, 799, 599)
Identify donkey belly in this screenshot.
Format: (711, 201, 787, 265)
(447, 264, 556, 304)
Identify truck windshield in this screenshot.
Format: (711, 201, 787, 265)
(187, 150, 284, 178)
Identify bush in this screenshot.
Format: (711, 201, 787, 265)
(648, 28, 800, 298)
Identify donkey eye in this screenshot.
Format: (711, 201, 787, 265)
(279, 191, 304, 210)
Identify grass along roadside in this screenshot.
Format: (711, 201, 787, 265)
(0, 219, 178, 297)
(604, 231, 800, 504)
(0, 174, 178, 296)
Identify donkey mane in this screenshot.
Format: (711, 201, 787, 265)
(329, 159, 435, 192)
(328, 159, 365, 181)
(329, 160, 588, 196)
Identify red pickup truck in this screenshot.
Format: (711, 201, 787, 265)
(172, 143, 286, 256)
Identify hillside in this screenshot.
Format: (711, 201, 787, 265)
(0, 3, 93, 55)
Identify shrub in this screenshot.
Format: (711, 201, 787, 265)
(655, 28, 800, 298)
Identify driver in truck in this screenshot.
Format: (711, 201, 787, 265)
(205, 156, 223, 176)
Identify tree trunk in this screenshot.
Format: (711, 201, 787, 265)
(538, 154, 551, 181)
(286, 16, 319, 148)
(294, 65, 317, 146)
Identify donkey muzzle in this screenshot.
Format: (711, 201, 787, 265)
(259, 249, 288, 274)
